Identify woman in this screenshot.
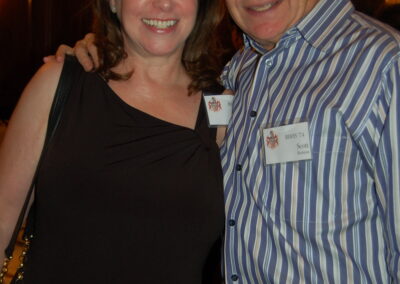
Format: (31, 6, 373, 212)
(0, 0, 226, 283)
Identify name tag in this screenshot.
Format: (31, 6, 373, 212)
(203, 94, 233, 127)
(263, 122, 312, 165)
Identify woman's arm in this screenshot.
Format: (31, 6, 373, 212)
(0, 61, 63, 259)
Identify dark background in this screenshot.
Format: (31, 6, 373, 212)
(0, 0, 398, 120)
(0, 0, 92, 119)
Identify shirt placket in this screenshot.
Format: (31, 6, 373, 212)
(226, 52, 276, 283)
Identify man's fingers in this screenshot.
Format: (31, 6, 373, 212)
(74, 40, 94, 72)
(55, 44, 74, 62)
(84, 33, 95, 42)
(43, 33, 98, 72)
(43, 55, 56, 63)
(87, 43, 100, 69)
(43, 45, 73, 63)
(83, 33, 99, 69)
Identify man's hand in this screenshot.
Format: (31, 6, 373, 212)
(43, 33, 99, 72)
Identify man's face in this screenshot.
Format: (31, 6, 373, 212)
(226, 0, 319, 50)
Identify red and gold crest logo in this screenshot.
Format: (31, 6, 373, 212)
(208, 97, 222, 112)
(266, 131, 279, 149)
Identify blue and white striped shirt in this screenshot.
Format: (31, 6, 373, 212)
(220, 0, 400, 283)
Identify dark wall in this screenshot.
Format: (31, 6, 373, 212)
(351, 0, 386, 15)
(0, 0, 92, 119)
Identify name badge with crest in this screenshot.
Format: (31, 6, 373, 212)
(203, 93, 233, 127)
(263, 121, 312, 165)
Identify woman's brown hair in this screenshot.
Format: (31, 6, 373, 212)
(92, 0, 227, 94)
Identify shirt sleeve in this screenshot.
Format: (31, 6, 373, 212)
(374, 56, 400, 283)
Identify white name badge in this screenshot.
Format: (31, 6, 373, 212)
(203, 94, 233, 127)
(263, 122, 312, 165)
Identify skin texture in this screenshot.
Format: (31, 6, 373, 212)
(225, 0, 319, 50)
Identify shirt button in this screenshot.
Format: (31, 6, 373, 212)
(228, 219, 236, 226)
(231, 274, 239, 281)
(236, 164, 242, 171)
(266, 60, 273, 67)
(250, 110, 257, 117)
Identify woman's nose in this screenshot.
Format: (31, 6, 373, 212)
(153, 0, 173, 11)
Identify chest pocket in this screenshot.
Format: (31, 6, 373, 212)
(260, 133, 376, 233)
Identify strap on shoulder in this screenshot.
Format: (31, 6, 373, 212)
(5, 55, 79, 257)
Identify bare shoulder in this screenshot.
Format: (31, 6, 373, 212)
(17, 61, 64, 125)
(1, 59, 65, 141)
(24, 60, 64, 103)
(0, 60, 65, 165)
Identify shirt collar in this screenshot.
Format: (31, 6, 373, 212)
(243, 0, 355, 54)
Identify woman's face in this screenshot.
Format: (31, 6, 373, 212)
(110, 0, 198, 59)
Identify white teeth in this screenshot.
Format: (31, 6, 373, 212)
(142, 19, 177, 29)
(251, 1, 278, 12)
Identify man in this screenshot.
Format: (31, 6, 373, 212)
(51, 0, 400, 282)
(220, 0, 400, 282)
